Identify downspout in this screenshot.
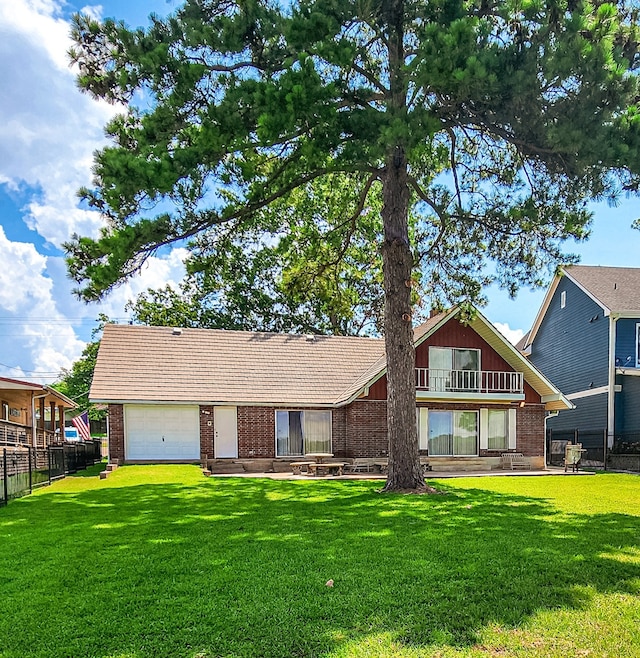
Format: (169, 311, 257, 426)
(31, 392, 48, 448)
(607, 315, 618, 449)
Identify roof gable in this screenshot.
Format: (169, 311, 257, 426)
(525, 265, 640, 349)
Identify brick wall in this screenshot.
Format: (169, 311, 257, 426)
(332, 407, 347, 458)
(513, 404, 546, 457)
(199, 406, 214, 461)
(237, 406, 276, 458)
(108, 404, 124, 463)
(345, 400, 389, 457)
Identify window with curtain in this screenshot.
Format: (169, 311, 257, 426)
(276, 410, 331, 456)
(427, 410, 477, 456)
(487, 409, 508, 450)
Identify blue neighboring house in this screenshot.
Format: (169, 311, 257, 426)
(520, 265, 640, 446)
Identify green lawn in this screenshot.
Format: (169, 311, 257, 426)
(1, 466, 639, 658)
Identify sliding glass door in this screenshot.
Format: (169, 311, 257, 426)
(428, 410, 478, 456)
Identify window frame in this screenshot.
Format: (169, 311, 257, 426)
(421, 409, 479, 457)
(486, 409, 509, 451)
(428, 347, 481, 392)
(274, 409, 333, 457)
(479, 408, 517, 451)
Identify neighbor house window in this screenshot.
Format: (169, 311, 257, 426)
(560, 290, 566, 308)
(276, 410, 332, 457)
(636, 323, 640, 368)
(1, 401, 8, 421)
(427, 410, 477, 456)
(428, 347, 480, 392)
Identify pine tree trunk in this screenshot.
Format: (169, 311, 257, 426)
(379, 0, 424, 492)
(380, 147, 424, 491)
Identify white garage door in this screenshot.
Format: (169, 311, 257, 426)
(124, 405, 200, 461)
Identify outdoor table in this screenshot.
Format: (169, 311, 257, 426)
(306, 462, 345, 477)
(304, 453, 334, 464)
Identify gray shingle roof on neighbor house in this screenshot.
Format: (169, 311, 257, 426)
(90, 316, 448, 407)
(565, 265, 640, 314)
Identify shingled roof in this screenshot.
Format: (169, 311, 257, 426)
(91, 314, 453, 407)
(523, 265, 640, 351)
(91, 307, 571, 410)
(564, 265, 640, 314)
(91, 324, 386, 406)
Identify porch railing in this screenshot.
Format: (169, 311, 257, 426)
(0, 420, 29, 446)
(415, 368, 524, 395)
(0, 421, 57, 448)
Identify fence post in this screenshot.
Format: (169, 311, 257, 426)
(603, 429, 608, 471)
(3, 448, 7, 505)
(28, 446, 32, 494)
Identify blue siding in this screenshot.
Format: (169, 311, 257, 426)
(615, 318, 640, 368)
(617, 374, 640, 433)
(547, 392, 608, 432)
(530, 277, 609, 395)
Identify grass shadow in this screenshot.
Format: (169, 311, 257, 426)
(0, 467, 638, 657)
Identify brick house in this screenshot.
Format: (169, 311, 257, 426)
(91, 307, 571, 471)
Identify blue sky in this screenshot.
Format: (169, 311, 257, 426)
(1, 0, 640, 385)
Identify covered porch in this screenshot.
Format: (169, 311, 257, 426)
(0, 377, 76, 448)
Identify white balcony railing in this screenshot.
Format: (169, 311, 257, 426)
(415, 368, 524, 395)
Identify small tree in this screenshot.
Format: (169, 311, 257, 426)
(128, 174, 387, 335)
(53, 341, 106, 422)
(67, 0, 640, 490)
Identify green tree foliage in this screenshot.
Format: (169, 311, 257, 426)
(66, 0, 640, 489)
(129, 174, 387, 335)
(52, 341, 106, 421)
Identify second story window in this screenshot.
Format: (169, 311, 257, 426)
(428, 347, 480, 392)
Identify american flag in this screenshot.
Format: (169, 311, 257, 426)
(72, 413, 92, 441)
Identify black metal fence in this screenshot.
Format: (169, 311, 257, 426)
(0, 440, 102, 506)
(547, 429, 640, 471)
(608, 433, 640, 473)
(546, 429, 608, 467)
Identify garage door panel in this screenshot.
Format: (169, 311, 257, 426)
(124, 405, 200, 461)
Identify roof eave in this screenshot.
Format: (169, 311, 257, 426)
(468, 310, 571, 408)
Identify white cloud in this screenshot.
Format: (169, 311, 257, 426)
(0, 226, 188, 383)
(0, 226, 86, 382)
(0, 1, 192, 386)
(94, 248, 189, 319)
(0, 0, 118, 247)
(493, 322, 525, 346)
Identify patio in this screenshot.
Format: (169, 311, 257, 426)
(207, 466, 594, 480)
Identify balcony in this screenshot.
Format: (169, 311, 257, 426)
(415, 368, 524, 402)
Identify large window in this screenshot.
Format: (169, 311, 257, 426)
(418, 407, 516, 455)
(487, 409, 508, 450)
(276, 410, 332, 457)
(427, 410, 478, 456)
(429, 347, 480, 392)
